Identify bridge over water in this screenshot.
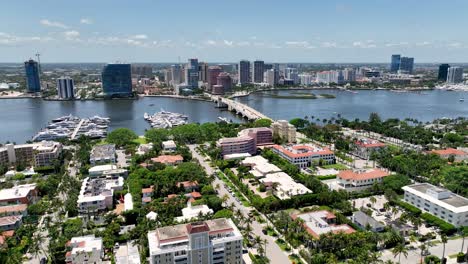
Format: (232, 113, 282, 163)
(211, 95, 270, 121)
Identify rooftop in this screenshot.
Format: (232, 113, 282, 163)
(294, 210, 355, 239)
(353, 211, 385, 230)
(430, 148, 466, 156)
(403, 183, 468, 212)
(91, 144, 116, 158)
(0, 204, 27, 214)
(354, 138, 386, 148)
(151, 154, 183, 164)
(260, 172, 311, 199)
(272, 144, 334, 158)
(338, 169, 389, 181)
(0, 184, 37, 202)
(68, 235, 103, 256)
(89, 164, 118, 174)
(218, 136, 254, 144)
(0, 215, 22, 227)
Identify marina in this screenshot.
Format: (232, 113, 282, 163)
(144, 110, 189, 129)
(33, 114, 110, 141)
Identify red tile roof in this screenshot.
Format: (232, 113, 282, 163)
(142, 186, 154, 193)
(354, 140, 386, 148)
(152, 155, 183, 164)
(430, 148, 466, 156)
(178, 181, 199, 188)
(338, 169, 389, 181)
(189, 191, 202, 199)
(0, 204, 27, 214)
(271, 144, 334, 158)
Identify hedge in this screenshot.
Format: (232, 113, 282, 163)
(391, 200, 422, 215)
(420, 213, 457, 235)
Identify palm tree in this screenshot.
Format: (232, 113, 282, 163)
(441, 234, 448, 261)
(370, 196, 377, 208)
(392, 243, 408, 264)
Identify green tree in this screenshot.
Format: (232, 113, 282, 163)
(392, 243, 409, 264)
(107, 128, 138, 147)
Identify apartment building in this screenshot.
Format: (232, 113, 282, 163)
(337, 169, 389, 192)
(0, 184, 39, 206)
(65, 235, 104, 264)
(403, 183, 468, 227)
(238, 127, 273, 146)
(88, 164, 128, 179)
(77, 177, 123, 214)
(90, 144, 116, 165)
(217, 136, 256, 157)
(0, 141, 62, 167)
(271, 144, 335, 168)
(147, 218, 243, 264)
(33, 141, 63, 167)
(271, 120, 296, 143)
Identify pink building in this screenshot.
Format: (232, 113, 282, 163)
(217, 136, 256, 157)
(239, 127, 273, 146)
(216, 72, 232, 93)
(271, 144, 335, 168)
(207, 66, 222, 91)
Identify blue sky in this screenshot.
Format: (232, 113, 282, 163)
(1, 0, 468, 63)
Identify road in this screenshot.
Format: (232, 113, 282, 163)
(188, 145, 292, 264)
(381, 237, 467, 264)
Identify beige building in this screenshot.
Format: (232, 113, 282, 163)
(0, 141, 62, 167)
(271, 120, 296, 143)
(148, 218, 243, 264)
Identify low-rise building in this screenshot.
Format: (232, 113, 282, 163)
(241, 156, 281, 178)
(293, 210, 355, 239)
(90, 144, 116, 165)
(0, 216, 22, 231)
(352, 211, 385, 232)
(77, 177, 124, 214)
(429, 148, 467, 162)
(161, 140, 177, 153)
(136, 142, 154, 156)
(271, 144, 335, 168)
(88, 164, 128, 178)
(115, 241, 141, 264)
(217, 136, 256, 158)
(238, 127, 273, 146)
(337, 169, 389, 192)
(177, 181, 199, 192)
(151, 154, 183, 166)
(175, 202, 214, 222)
(271, 120, 296, 143)
(147, 218, 243, 264)
(65, 235, 104, 264)
(0, 184, 38, 205)
(402, 183, 468, 227)
(142, 186, 154, 204)
(352, 138, 386, 159)
(260, 172, 311, 199)
(0, 204, 28, 217)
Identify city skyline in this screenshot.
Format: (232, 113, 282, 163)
(1, 0, 468, 63)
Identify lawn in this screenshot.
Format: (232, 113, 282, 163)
(133, 136, 147, 144)
(321, 163, 348, 170)
(275, 238, 291, 252)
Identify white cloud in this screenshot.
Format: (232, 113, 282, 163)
(132, 34, 148, 40)
(223, 40, 233, 46)
(385, 41, 409, 47)
(64, 30, 80, 39)
(353, 41, 377, 48)
(205, 40, 217, 46)
(321, 41, 337, 48)
(448, 42, 462, 48)
(0, 32, 52, 46)
(236, 41, 250, 47)
(80, 18, 93, 25)
(416, 41, 431, 46)
(40, 19, 68, 29)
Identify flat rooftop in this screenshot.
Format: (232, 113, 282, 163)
(156, 218, 236, 243)
(405, 183, 468, 208)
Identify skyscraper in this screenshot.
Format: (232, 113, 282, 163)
(265, 69, 279, 86)
(447, 67, 463, 83)
(131, 65, 153, 77)
(24, 59, 41, 93)
(217, 72, 232, 93)
(343, 68, 356, 82)
(284, 68, 299, 84)
(399, 57, 414, 74)
(438, 64, 450, 82)
(57, 77, 74, 99)
(253, 60, 265, 83)
(198, 62, 208, 83)
(171, 65, 182, 86)
(185, 58, 199, 88)
(208, 66, 222, 91)
(101, 63, 132, 96)
(238, 60, 250, 85)
(390, 54, 401, 73)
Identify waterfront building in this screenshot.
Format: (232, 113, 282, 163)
(390, 54, 401, 73)
(77, 176, 123, 214)
(399, 57, 414, 74)
(185, 58, 199, 88)
(151, 155, 183, 166)
(316, 71, 340, 84)
(102, 63, 133, 96)
(0, 141, 62, 168)
(24, 59, 41, 93)
(403, 183, 468, 227)
(253, 60, 265, 83)
(238, 127, 273, 146)
(343, 68, 356, 82)
(164, 70, 172, 86)
(216, 72, 232, 93)
(131, 65, 153, 77)
(447, 66, 463, 83)
(271, 120, 296, 143)
(337, 169, 389, 192)
(238, 60, 250, 85)
(65, 235, 104, 264)
(438, 64, 450, 82)
(265, 69, 279, 86)
(298, 74, 313, 86)
(198, 62, 208, 82)
(217, 136, 256, 157)
(57, 77, 74, 99)
(351, 138, 386, 159)
(284, 67, 299, 84)
(292, 210, 355, 239)
(147, 218, 243, 264)
(207, 66, 222, 91)
(90, 144, 116, 165)
(212, 84, 224, 95)
(428, 148, 467, 162)
(171, 64, 182, 86)
(0, 184, 38, 206)
(271, 144, 335, 168)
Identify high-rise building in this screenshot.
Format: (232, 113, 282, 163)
(238, 60, 250, 85)
(217, 72, 232, 93)
(131, 65, 153, 77)
(171, 65, 182, 86)
(284, 68, 299, 84)
(208, 66, 222, 91)
(147, 218, 243, 264)
(185, 59, 199, 88)
(24, 59, 41, 93)
(164, 70, 173, 86)
(101, 63, 132, 96)
(198, 62, 208, 82)
(343, 68, 356, 82)
(253, 60, 265, 83)
(447, 67, 463, 83)
(399, 57, 414, 74)
(390, 54, 401, 73)
(57, 77, 74, 99)
(438, 64, 450, 82)
(298, 74, 313, 86)
(265, 69, 279, 86)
